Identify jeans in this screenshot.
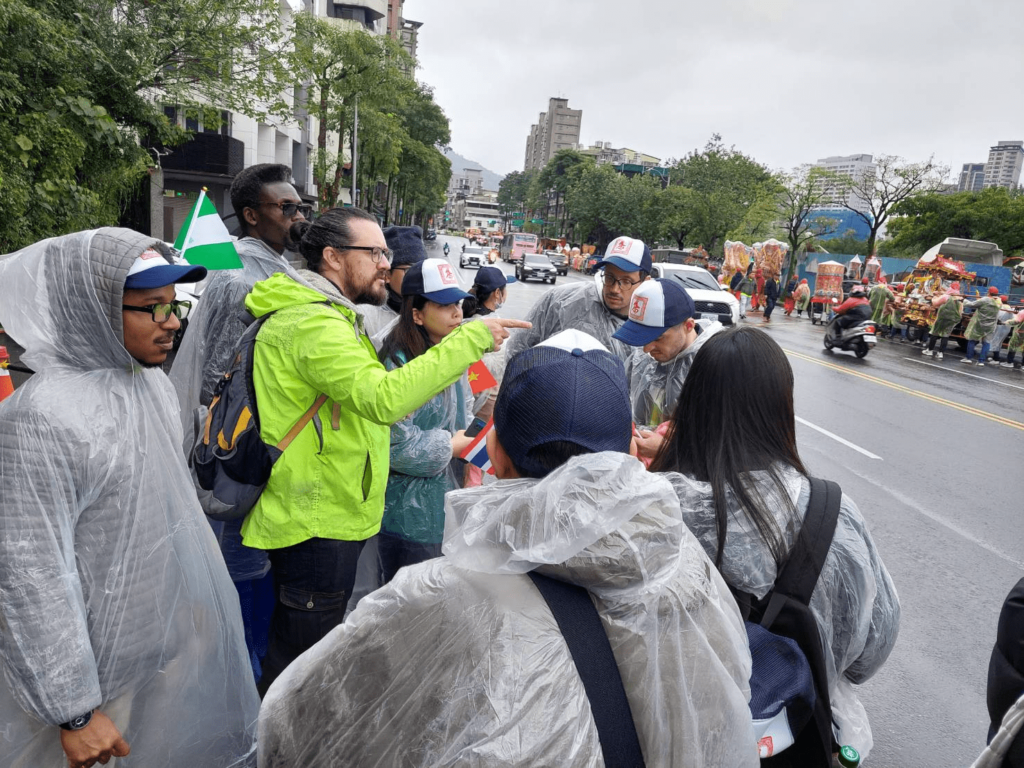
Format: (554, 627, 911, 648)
(258, 537, 365, 696)
(965, 340, 991, 362)
(764, 297, 777, 319)
(377, 531, 443, 586)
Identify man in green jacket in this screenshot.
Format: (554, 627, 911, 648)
(961, 287, 1004, 366)
(241, 208, 528, 694)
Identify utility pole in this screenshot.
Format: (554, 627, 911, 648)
(351, 94, 359, 208)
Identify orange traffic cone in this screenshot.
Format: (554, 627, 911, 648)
(0, 346, 15, 402)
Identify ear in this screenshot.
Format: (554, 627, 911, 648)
(487, 428, 519, 479)
(243, 206, 259, 228)
(412, 307, 425, 327)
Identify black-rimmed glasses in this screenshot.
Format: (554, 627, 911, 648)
(260, 201, 313, 218)
(602, 273, 643, 290)
(344, 245, 392, 264)
(122, 300, 193, 323)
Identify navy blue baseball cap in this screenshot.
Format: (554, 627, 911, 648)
(612, 278, 696, 346)
(474, 266, 517, 293)
(383, 225, 427, 268)
(401, 257, 471, 304)
(124, 248, 207, 290)
(592, 236, 652, 274)
(495, 330, 632, 478)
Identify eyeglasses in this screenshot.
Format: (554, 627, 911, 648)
(344, 245, 392, 264)
(122, 300, 192, 323)
(602, 273, 643, 290)
(260, 201, 313, 218)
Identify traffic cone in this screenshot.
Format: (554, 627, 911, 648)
(0, 346, 15, 402)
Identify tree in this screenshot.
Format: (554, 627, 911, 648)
(497, 169, 535, 230)
(834, 154, 949, 256)
(658, 185, 698, 248)
(777, 166, 841, 285)
(669, 135, 775, 255)
(564, 165, 661, 249)
(532, 149, 593, 237)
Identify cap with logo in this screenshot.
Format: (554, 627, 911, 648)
(592, 236, 652, 274)
(124, 248, 208, 290)
(495, 329, 632, 478)
(401, 257, 471, 304)
(474, 266, 517, 293)
(383, 225, 427, 268)
(612, 278, 696, 346)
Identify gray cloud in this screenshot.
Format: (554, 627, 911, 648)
(409, 0, 1024, 178)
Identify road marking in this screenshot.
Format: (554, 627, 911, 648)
(784, 348, 1024, 432)
(795, 416, 882, 460)
(904, 357, 1024, 391)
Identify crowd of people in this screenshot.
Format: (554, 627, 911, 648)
(0, 163, 1019, 767)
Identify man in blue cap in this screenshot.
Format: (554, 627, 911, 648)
(612, 278, 723, 461)
(358, 225, 428, 341)
(505, 235, 652, 363)
(258, 328, 757, 767)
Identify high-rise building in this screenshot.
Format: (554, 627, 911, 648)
(386, 1, 422, 75)
(982, 141, 1024, 189)
(523, 98, 583, 171)
(958, 163, 986, 192)
(810, 154, 876, 214)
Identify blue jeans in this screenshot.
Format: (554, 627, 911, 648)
(966, 340, 991, 361)
(258, 537, 365, 696)
(377, 531, 442, 586)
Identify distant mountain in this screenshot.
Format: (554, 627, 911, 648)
(444, 150, 504, 192)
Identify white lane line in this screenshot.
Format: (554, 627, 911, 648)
(904, 357, 1024, 391)
(795, 416, 883, 460)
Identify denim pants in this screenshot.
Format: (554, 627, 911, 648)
(258, 537, 365, 696)
(377, 530, 443, 586)
(966, 340, 991, 362)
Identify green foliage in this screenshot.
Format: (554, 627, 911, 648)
(886, 187, 1024, 257)
(497, 170, 536, 214)
(564, 165, 662, 248)
(777, 166, 841, 282)
(816, 232, 870, 256)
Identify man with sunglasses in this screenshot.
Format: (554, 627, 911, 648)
(169, 163, 311, 686)
(357, 225, 428, 343)
(505, 235, 652, 363)
(0, 230, 260, 768)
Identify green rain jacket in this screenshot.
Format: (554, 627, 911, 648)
(964, 296, 1003, 342)
(930, 296, 963, 338)
(1008, 315, 1024, 353)
(240, 271, 493, 550)
(869, 284, 894, 324)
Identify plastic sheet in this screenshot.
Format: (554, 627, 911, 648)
(628, 320, 722, 428)
(751, 239, 789, 279)
(0, 229, 258, 766)
(724, 240, 754, 282)
(504, 280, 633, 363)
(259, 452, 758, 767)
(662, 465, 901, 757)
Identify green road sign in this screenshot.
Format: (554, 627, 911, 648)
(512, 212, 524, 217)
(530, 218, 544, 224)
(511, 219, 525, 226)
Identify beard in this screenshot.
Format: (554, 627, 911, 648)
(351, 269, 389, 306)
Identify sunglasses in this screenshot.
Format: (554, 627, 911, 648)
(122, 300, 193, 323)
(261, 201, 314, 218)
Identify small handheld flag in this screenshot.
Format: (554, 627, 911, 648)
(460, 418, 495, 474)
(467, 360, 498, 395)
(173, 189, 243, 270)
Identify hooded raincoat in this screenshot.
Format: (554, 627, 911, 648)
(1008, 312, 1024, 353)
(930, 294, 963, 337)
(504, 280, 632, 363)
(169, 236, 298, 580)
(258, 453, 758, 767)
(0, 229, 259, 766)
(628, 319, 723, 428)
(964, 296, 1003, 341)
(868, 283, 894, 324)
(663, 465, 900, 757)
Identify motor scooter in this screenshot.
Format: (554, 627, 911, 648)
(823, 316, 877, 358)
(443, 243, 450, 256)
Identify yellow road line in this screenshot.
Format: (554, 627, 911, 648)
(783, 347, 1024, 432)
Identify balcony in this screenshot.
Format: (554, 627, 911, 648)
(161, 133, 245, 178)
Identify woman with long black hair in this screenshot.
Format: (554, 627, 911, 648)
(650, 325, 901, 758)
(461, 266, 514, 319)
(376, 258, 476, 583)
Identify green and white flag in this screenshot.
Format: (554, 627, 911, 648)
(173, 190, 243, 270)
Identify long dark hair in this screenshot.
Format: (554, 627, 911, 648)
(288, 207, 377, 273)
(462, 284, 497, 318)
(650, 326, 807, 567)
(378, 294, 431, 365)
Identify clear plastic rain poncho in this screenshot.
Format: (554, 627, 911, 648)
(169, 236, 297, 581)
(629, 319, 722, 428)
(381, 353, 471, 544)
(662, 465, 902, 758)
(259, 452, 758, 767)
(504, 279, 633, 363)
(0, 229, 259, 766)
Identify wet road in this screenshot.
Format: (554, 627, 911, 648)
(438, 234, 1023, 767)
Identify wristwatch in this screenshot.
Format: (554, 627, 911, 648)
(59, 711, 93, 731)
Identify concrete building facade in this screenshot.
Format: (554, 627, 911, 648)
(958, 162, 986, 192)
(982, 141, 1024, 189)
(811, 154, 876, 214)
(523, 98, 583, 171)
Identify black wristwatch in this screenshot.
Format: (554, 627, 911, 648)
(59, 711, 93, 731)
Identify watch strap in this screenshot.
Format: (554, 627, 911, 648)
(59, 711, 93, 731)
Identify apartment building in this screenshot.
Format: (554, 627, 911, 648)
(810, 154, 876, 214)
(982, 141, 1024, 190)
(523, 98, 583, 171)
(957, 163, 986, 192)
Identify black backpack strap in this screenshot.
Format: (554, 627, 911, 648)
(527, 572, 646, 768)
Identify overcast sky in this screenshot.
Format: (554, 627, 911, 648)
(408, 0, 1024, 181)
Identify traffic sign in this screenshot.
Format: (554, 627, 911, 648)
(511, 212, 524, 217)
(530, 218, 545, 224)
(511, 219, 525, 226)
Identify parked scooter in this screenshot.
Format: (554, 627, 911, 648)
(823, 316, 877, 358)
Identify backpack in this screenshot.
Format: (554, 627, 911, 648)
(732, 477, 842, 766)
(191, 313, 326, 521)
